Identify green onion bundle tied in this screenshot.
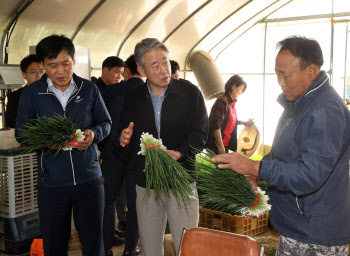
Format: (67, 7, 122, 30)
(138, 132, 194, 209)
(196, 149, 271, 216)
(17, 113, 85, 152)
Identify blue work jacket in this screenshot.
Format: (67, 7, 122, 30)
(15, 73, 111, 188)
(259, 71, 350, 246)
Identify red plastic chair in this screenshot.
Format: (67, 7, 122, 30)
(178, 227, 264, 256)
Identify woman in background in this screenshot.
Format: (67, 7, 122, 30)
(206, 75, 253, 154)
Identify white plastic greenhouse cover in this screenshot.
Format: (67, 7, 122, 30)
(1, 0, 292, 71)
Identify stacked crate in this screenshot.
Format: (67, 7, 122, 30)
(0, 148, 41, 255)
(199, 207, 268, 236)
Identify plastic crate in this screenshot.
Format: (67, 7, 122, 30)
(199, 207, 268, 236)
(0, 212, 40, 241)
(0, 148, 38, 218)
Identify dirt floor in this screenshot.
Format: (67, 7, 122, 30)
(254, 228, 279, 256)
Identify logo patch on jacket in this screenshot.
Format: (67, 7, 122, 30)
(75, 96, 83, 103)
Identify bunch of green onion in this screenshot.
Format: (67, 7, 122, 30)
(138, 132, 194, 209)
(17, 113, 82, 152)
(195, 149, 271, 216)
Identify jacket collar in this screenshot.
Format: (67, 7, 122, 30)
(141, 78, 183, 97)
(166, 78, 184, 97)
(277, 70, 329, 109)
(129, 76, 144, 82)
(224, 91, 235, 104)
(39, 73, 83, 93)
(97, 77, 107, 89)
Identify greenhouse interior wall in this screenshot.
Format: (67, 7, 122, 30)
(183, 0, 350, 155)
(1, 0, 350, 157)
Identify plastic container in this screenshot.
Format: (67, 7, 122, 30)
(0, 210, 41, 255)
(0, 236, 41, 255)
(0, 148, 38, 218)
(0, 212, 40, 241)
(199, 207, 268, 236)
(0, 129, 21, 150)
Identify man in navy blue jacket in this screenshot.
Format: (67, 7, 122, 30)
(101, 54, 145, 256)
(212, 36, 350, 255)
(96, 56, 125, 94)
(15, 35, 111, 256)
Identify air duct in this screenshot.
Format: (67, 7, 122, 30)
(188, 51, 224, 100)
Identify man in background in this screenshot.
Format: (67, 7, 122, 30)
(94, 55, 127, 250)
(170, 59, 192, 83)
(101, 54, 145, 256)
(5, 54, 44, 128)
(96, 56, 125, 93)
(170, 60, 180, 80)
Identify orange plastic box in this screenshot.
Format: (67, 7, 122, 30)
(199, 207, 268, 236)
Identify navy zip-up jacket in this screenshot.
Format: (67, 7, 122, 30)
(259, 71, 350, 246)
(15, 73, 111, 188)
(99, 76, 144, 160)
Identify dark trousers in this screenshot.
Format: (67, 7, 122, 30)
(102, 158, 139, 251)
(116, 179, 127, 223)
(125, 173, 138, 251)
(38, 177, 105, 256)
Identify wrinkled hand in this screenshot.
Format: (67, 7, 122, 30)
(164, 149, 181, 161)
(120, 122, 134, 147)
(211, 152, 260, 177)
(77, 129, 94, 151)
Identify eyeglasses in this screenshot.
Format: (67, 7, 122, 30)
(26, 70, 45, 76)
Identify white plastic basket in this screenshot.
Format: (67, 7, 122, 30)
(0, 151, 38, 218)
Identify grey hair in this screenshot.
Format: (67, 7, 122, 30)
(134, 38, 169, 67)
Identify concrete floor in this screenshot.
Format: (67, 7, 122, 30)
(0, 237, 126, 256)
(0, 228, 277, 256)
(67, 233, 126, 256)
(0, 210, 277, 256)
(0, 216, 130, 256)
